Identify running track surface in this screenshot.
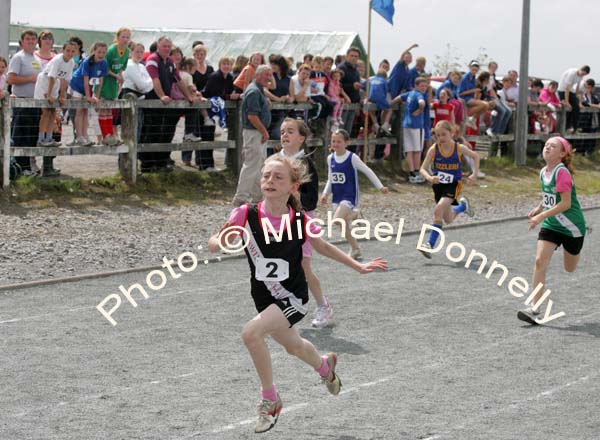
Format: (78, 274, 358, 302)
(2, 210, 599, 440)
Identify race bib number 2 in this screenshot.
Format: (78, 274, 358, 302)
(255, 258, 289, 282)
(437, 171, 454, 184)
(542, 192, 556, 208)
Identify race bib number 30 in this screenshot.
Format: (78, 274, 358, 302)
(331, 172, 346, 184)
(542, 192, 556, 208)
(255, 258, 289, 282)
(437, 171, 454, 184)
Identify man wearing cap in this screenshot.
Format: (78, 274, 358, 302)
(458, 60, 489, 123)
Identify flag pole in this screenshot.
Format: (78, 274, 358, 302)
(363, 0, 372, 162)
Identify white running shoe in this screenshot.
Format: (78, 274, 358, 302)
(459, 196, 474, 217)
(311, 297, 333, 328)
(418, 242, 433, 259)
(321, 353, 342, 395)
(486, 128, 494, 136)
(254, 395, 283, 433)
(517, 307, 541, 325)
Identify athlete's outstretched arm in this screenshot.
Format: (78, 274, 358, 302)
(310, 236, 388, 273)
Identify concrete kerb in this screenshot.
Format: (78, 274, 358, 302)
(1, 206, 598, 292)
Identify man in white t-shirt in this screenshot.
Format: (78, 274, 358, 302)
(558, 65, 590, 132)
(8, 29, 42, 173)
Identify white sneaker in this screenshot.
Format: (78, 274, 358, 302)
(408, 175, 417, 184)
(205, 167, 218, 172)
(418, 241, 433, 259)
(254, 395, 283, 433)
(486, 128, 494, 136)
(477, 170, 486, 178)
(459, 196, 474, 217)
(183, 133, 202, 142)
(311, 297, 333, 328)
(517, 307, 541, 325)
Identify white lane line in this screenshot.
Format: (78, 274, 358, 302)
(210, 402, 311, 435)
(202, 309, 600, 437)
(0, 281, 245, 325)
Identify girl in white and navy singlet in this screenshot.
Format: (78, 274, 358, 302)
(517, 136, 587, 325)
(279, 118, 333, 329)
(320, 129, 388, 261)
(208, 155, 387, 434)
(418, 121, 481, 259)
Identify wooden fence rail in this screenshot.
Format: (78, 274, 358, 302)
(1, 97, 599, 188)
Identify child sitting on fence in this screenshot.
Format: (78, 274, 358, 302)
(366, 69, 401, 136)
(327, 70, 350, 129)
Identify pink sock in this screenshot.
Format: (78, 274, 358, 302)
(315, 356, 329, 377)
(261, 384, 278, 402)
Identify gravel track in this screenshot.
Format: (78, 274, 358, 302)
(1, 189, 598, 286)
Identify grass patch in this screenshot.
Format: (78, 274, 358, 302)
(1, 155, 598, 210)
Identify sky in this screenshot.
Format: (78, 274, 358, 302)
(9, 0, 598, 80)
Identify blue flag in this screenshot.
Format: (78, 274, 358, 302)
(371, 0, 395, 25)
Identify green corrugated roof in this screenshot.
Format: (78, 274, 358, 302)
(130, 28, 366, 66)
(9, 24, 114, 53)
(9, 25, 368, 68)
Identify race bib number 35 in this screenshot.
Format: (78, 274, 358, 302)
(331, 172, 346, 184)
(437, 171, 454, 184)
(255, 258, 289, 282)
(542, 192, 556, 208)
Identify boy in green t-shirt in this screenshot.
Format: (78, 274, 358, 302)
(99, 28, 130, 146)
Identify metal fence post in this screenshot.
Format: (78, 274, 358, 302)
(1, 98, 10, 189)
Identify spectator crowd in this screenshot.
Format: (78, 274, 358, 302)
(1, 29, 597, 181)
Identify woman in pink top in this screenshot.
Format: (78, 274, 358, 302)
(327, 70, 350, 127)
(539, 81, 562, 133)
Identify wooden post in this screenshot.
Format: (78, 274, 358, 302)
(233, 100, 243, 174)
(558, 106, 567, 136)
(119, 95, 138, 183)
(1, 98, 10, 189)
(391, 102, 403, 169)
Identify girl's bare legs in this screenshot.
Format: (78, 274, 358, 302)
(302, 257, 325, 306)
(530, 240, 556, 305)
(440, 197, 458, 225)
(334, 204, 359, 251)
(242, 304, 322, 390)
(563, 250, 580, 273)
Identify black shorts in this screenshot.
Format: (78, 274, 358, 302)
(433, 181, 462, 205)
(252, 291, 309, 327)
(538, 227, 585, 256)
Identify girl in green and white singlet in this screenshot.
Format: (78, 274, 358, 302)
(518, 136, 586, 324)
